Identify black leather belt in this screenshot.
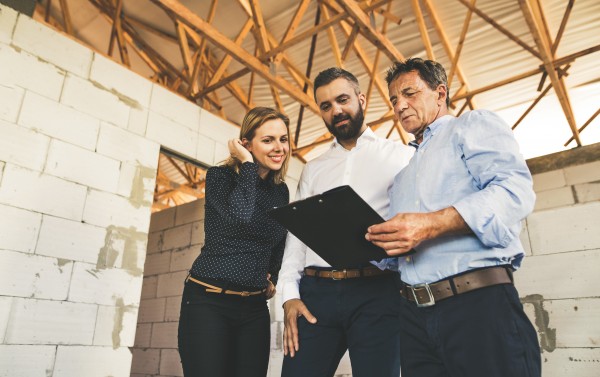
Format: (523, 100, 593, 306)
(399, 266, 513, 307)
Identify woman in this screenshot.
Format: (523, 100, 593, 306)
(178, 107, 291, 377)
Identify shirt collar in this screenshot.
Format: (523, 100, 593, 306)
(408, 115, 454, 149)
(330, 127, 377, 150)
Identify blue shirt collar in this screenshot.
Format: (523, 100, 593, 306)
(408, 115, 454, 149)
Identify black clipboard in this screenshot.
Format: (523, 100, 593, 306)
(268, 185, 389, 269)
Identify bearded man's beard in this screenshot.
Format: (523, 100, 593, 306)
(326, 105, 365, 141)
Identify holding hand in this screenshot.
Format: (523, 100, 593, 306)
(265, 273, 276, 299)
(366, 213, 432, 256)
(283, 299, 317, 357)
(228, 138, 253, 164)
(366, 207, 470, 256)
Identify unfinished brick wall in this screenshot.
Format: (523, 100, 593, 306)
(130, 199, 204, 377)
(0, 5, 302, 376)
(517, 146, 600, 377)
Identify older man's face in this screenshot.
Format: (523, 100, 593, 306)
(388, 71, 445, 142)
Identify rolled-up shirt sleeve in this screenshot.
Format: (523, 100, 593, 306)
(452, 110, 535, 248)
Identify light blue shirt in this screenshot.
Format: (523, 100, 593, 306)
(390, 110, 535, 285)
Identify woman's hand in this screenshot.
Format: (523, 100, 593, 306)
(228, 138, 253, 164)
(265, 273, 276, 299)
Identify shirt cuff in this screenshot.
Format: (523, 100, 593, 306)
(281, 282, 301, 303)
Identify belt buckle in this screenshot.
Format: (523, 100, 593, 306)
(331, 269, 346, 280)
(410, 283, 436, 307)
(240, 291, 250, 297)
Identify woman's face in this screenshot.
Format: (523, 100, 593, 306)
(244, 118, 290, 179)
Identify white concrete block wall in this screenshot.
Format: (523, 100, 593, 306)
(18, 91, 100, 150)
(515, 154, 600, 376)
(132, 201, 205, 377)
(0, 6, 254, 376)
(6, 3, 595, 377)
(12, 16, 92, 77)
(0, 44, 65, 101)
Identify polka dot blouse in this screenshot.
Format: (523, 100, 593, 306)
(190, 162, 289, 289)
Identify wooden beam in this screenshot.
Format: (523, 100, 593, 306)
(175, 21, 193, 75)
(339, 19, 396, 117)
(203, 0, 390, 95)
(410, 0, 435, 60)
(448, 0, 475, 90)
(203, 50, 254, 110)
(93, 0, 186, 80)
(537, 0, 574, 90)
(58, 0, 73, 35)
(320, 3, 344, 68)
(207, 19, 253, 86)
(564, 107, 600, 146)
(457, 0, 541, 59)
(366, 0, 392, 116)
(45, 0, 52, 23)
(248, 0, 271, 55)
(422, 0, 474, 106)
(334, 0, 404, 62)
(188, 0, 218, 94)
(276, 0, 312, 63)
(519, 0, 581, 145)
(512, 65, 570, 130)
(552, 0, 574, 56)
(239, 0, 315, 91)
(341, 24, 360, 62)
(156, 176, 205, 198)
(114, 0, 130, 66)
(373, 7, 402, 25)
(152, 0, 320, 114)
(265, 0, 390, 61)
(166, 155, 193, 185)
(295, 7, 320, 147)
(451, 44, 600, 103)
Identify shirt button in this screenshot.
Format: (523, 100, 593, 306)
(415, 200, 420, 206)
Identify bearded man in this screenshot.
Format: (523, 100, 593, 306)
(278, 67, 413, 377)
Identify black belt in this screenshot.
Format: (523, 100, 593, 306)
(399, 266, 513, 307)
(304, 265, 394, 280)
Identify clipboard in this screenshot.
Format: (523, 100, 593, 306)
(267, 185, 389, 269)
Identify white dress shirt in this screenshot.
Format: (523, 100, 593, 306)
(279, 127, 414, 302)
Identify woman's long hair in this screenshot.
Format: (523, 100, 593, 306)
(222, 107, 291, 184)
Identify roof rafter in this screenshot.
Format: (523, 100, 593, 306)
(519, 0, 581, 146)
(151, 0, 319, 114)
(334, 0, 404, 62)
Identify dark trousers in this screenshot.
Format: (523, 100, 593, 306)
(399, 282, 541, 377)
(281, 272, 402, 377)
(178, 280, 270, 377)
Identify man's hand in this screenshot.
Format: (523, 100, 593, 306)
(366, 208, 470, 256)
(283, 299, 317, 357)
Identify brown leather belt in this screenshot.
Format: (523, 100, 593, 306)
(399, 266, 513, 307)
(304, 265, 393, 280)
(187, 276, 265, 297)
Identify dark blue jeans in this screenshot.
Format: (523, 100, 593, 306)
(178, 279, 270, 377)
(399, 282, 541, 377)
(281, 272, 402, 377)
